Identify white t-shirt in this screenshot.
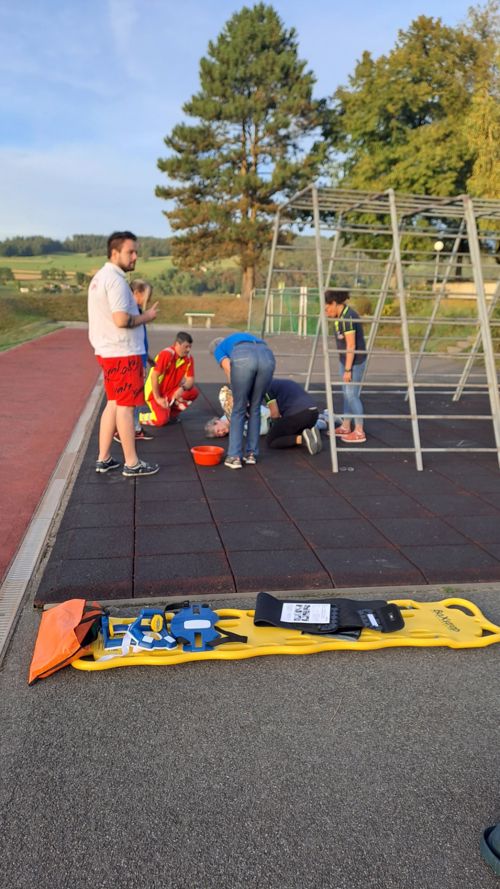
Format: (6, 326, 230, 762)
(88, 262, 143, 357)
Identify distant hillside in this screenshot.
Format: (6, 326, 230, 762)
(0, 234, 172, 257)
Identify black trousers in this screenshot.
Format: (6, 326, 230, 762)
(266, 406, 319, 449)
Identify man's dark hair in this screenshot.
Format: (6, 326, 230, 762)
(107, 231, 137, 258)
(324, 288, 350, 305)
(176, 331, 193, 345)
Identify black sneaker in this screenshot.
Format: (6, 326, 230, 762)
(96, 457, 121, 473)
(302, 427, 322, 456)
(122, 460, 160, 477)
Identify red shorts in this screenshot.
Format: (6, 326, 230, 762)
(97, 355, 145, 407)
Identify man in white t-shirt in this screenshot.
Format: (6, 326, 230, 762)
(88, 231, 160, 477)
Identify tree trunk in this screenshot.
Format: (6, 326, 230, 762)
(241, 266, 255, 300)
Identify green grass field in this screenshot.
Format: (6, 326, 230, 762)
(0, 253, 497, 355)
(0, 253, 175, 278)
(0, 253, 238, 280)
(0, 252, 244, 348)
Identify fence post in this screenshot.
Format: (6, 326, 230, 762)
(299, 286, 307, 336)
(463, 196, 500, 467)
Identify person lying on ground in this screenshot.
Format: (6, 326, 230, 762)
(140, 331, 199, 427)
(204, 385, 271, 439)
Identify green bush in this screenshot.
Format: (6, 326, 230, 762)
(155, 266, 239, 295)
(0, 267, 14, 283)
(352, 295, 373, 316)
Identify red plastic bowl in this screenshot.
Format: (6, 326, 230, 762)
(191, 445, 225, 466)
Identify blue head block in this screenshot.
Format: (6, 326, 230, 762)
(169, 604, 220, 652)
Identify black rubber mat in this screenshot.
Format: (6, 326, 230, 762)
(35, 384, 500, 604)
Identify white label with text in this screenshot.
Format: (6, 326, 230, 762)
(280, 603, 331, 624)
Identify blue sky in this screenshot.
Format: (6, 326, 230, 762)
(0, 0, 476, 240)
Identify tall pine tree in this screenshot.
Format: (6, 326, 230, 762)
(156, 4, 328, 298)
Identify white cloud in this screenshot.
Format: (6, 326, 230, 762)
(107, 0, 139, 53)
(106, 0, 147, 82)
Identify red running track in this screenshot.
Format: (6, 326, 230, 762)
(0, 328, 99, 583)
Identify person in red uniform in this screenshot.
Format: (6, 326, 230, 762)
(139, 331, 199, 426)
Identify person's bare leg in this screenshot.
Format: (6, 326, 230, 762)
(116, 405, 139, 467)
(98, 400, 117, 462)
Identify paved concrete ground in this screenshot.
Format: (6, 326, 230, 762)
(1, 326, 499, 888)
(1, 588, 499, 889)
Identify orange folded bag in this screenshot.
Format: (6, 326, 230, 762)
(28, 599, 105, 685)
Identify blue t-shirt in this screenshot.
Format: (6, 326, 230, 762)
(213, 332, 265, 364)
(265, 379, 316, 416)
(140, 309, 149, 367)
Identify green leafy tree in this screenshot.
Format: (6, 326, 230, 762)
(64, 234, 107, 255)
(75, 271, 90, 286)
(0, 236, 64, 256)
(331, 15, 480, 196)
(0, 266, 14, 283)
(156, 3, 329, 298)
(40, 267, 66, 281)
(463, 1, 500, 199)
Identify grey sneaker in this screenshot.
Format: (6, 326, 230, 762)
(302, 427, 322, 456)
(96, 457, 121, 473)
(122, 460, 160, 477)
(243, 452, 257, 465)
(224, 456, 243, 470)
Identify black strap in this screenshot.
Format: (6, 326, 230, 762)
(164, 600, 191, 615)
(254, 592, 404, 635)
(211, 625, 248, 648)
(78, 605, 107, 645)
(165, 602, 248, 648)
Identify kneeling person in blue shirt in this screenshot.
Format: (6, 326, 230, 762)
(265, 378, 322, 455)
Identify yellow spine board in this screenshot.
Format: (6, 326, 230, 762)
(71, 598, 500, 672)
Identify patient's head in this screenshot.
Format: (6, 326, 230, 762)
(204, 417, 230, 438)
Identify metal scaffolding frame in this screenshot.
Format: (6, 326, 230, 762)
(254, 186, 500, 472)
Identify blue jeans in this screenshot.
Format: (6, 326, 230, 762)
(134, 355, 148, 430)
(228, 343, 275, 458)
(341, 361, 365, 427)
